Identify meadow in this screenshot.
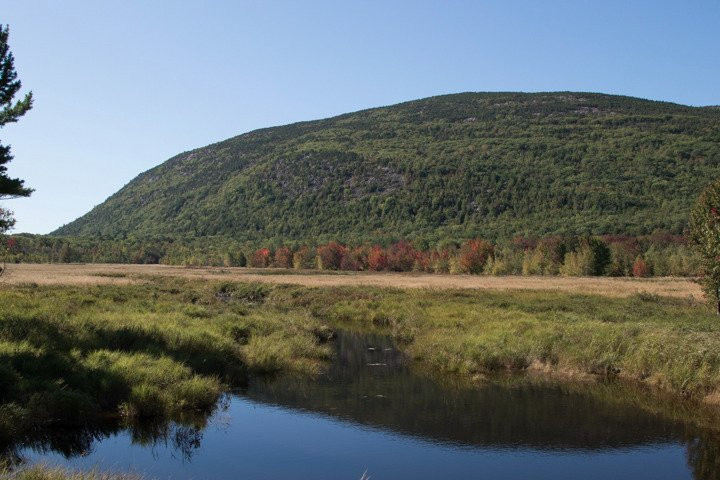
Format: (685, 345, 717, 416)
(0, 263, 701, 298)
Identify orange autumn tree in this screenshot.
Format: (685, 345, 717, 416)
(250, 247, 271, 268)
(367, 245, 388, 271)
(458, 239, 494, 274)
(632, 257, 649, 277)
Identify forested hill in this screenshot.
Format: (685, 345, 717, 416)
(54, 92, 720, 244)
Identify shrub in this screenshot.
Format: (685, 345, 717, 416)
(560, 249, 592, 276)
(607, 243, 635, 276)
(341, 246, 368, 271)
(522, 240, 562, 275)
(292, 246, 315, 269)
(485, 248, 522, 275)
(430, 249, 452, 273)
(412, 251, 431, 272)
(560, 238, 611, 276)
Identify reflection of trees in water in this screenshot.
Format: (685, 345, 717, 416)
(245, 331, 681, 449)
(1, 420, 122, 466)
(245, 331, 720, 479)
(126, 421, 204, 462)
(4, 332, 720, 479)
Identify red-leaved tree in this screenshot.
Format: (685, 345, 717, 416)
(459, 239, 494, 274)
(251, 247, 271, 268)
(317, 242, 347, 270)
(341, 246, 368, 271)
(367, 245, 388, 271)
(386, 241, 418, 272)
(273, 246, 293, 269)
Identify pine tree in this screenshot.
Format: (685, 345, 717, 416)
(0, 25, 33, 232)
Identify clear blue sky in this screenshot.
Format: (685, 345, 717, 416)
(3, 0, 719, 234)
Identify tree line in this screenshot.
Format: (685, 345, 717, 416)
(1, 232, 700, 277)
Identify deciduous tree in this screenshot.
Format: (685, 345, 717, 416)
(458, 239, 493, 274)
(690, 180, 720, 314)
(273, 246, 293, 269)
(316, 242, 347, 270)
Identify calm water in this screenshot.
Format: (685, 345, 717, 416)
(8, 331, 720, 479)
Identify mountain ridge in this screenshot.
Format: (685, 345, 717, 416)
(54, 91, 720, 244)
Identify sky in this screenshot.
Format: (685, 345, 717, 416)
(2, 0, 720, 234)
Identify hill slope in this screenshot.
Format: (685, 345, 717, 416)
(54, 92, 720, 243)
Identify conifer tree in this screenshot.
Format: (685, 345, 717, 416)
(0, 25, 33, 232)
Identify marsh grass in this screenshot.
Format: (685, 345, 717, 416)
(1, 264, 702, 299)
(271, 284, 720, 400)
(0, 464, 142, 480)
(3, 277, 720, 444)
(89, 273, 127, 278)
(0, 279, 332, 439)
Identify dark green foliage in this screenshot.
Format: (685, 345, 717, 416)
(690, 179, 720, 312)
(0, 25, 33, 211)
(53, 92, 720, 243)
(587, 237, 612, 276)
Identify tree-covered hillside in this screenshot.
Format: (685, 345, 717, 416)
(54, 92, 720, 244)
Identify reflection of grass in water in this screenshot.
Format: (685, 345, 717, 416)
(422, 366, 720, 432)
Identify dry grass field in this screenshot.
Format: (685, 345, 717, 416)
(0, 263, 702, 299)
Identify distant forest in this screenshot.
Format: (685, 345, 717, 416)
(53, 92, 720, 244)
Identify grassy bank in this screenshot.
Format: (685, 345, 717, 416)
(2, 277, 720, 443)
(0, 280, 331, 441)
(0, 465, 141, 480)
(275, 284, 720, 399)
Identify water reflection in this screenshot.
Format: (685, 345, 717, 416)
(244, 331, 684, 450)
(2, 410, 213, 467)
(4, 331, 720, 479)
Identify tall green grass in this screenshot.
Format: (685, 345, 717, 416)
(273, 285, 720, 399)
(0, 464, 142, 480)
(0, 280, 332, 440)
(3, 278, 720, 444)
